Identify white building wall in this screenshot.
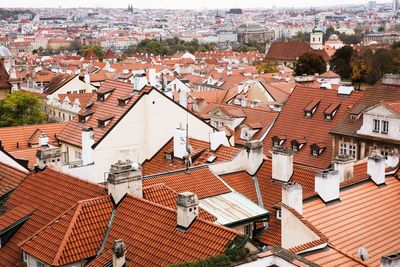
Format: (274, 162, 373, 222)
(48, 76, 97, 97)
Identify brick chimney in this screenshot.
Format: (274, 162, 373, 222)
(245, 140, 263, 175)
(381, 253, 400, 267)
(107, 160, 142, 204)
(82, 127, 94, 165)
(333, 154, 355, 182)
(112, 240, 127, 267)
(177, 192, 199, 230)
(272, 147, 293, 183)
(367, 151, 385, 186)
(315, 170, 340, 203)
(282, 183, 303, 215)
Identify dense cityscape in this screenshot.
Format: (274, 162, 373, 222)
(0, 0, 399, 266)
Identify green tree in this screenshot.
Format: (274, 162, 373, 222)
(80, 45, 104, 59)
(256, 60, 279, 73)
(0, 91, 47, 127)
(392, 41, 400, 49)
(330, 46, 354, 79)
(351, 53, 369, 88)
(294, 52, 326, 76)
(378, 26, 385, 32)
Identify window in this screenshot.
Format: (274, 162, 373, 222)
(37, 260, 45, 267)
(276, 209, 282, 220)
(75, 151, 82, 160)
(373, 119, 380, 132)
(23, 251, 28, 262)
(340, 143, 347, 155)
(349, 144, 357, 158)
(382, 120, 389, 134)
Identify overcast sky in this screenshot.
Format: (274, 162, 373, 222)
(0, 0, 386, 9)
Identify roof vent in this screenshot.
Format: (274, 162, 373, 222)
(357, 246, 369, 262)
(338, 86, 354, 95)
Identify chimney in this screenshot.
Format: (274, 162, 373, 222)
(333, 154, 355, 182)
(315, 170, 340, 203)
(82, 127, 94, 165)
(210, 131, 226, 151)
(179, 90, 187, 108)
(174, 127, 187, 159)
(387, 152, 399, 168)
(367, 151, 385, 186)
(381, 253, 400, 267)
(177, 192, 199, 230)
(112, 240, 127, 267)
(245, 140, 264, 175)
(272, 147, 293, 183)
(107, 160, 142, 204)
(84, 71, 90, 84)
(282, 183, 303, 215)
(39, 133, 49, 147)
(35, 146, 62, 171)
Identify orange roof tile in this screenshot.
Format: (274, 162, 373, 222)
(305, 245, 367, 267)
(0, 162, 28, 197)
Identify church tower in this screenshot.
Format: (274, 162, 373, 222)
(310, 17, 323, 50)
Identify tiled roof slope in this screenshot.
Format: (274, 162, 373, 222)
(43, 74, 76, 95)
(0, 168, 107, 266)
(0, 162, 28, 197)
(19, 196, 113, 266)
(199, 102, 278, 146)
(57, 80, 148, 147)
(0, 123, 66, 151)
(88, 194, 240, 267)
(220, 171, 259, 204)
(304, 245, 367, 267)
(143, 184, 217, 222)
(143, 166, 231, 199)
(142, 138, 240, 176)
(266, 42, 330, 62)
(303, 177, 400, 267)
(264, 85, 364, 169)
(331, 81, 400, 138)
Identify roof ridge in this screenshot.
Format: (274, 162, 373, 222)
(52, 202, 84, 265)
(143, 164, 209, 179)
(328, 244, 368, 266)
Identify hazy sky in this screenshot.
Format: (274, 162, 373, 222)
(0, 0, 385, 9)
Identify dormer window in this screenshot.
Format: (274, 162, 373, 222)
(85, 101, 94, 109)
(310, 143, 326, 156)
(96, 87, 115, 102)
(272, 135, 286, 147)
(77, 111, 93, 123)
(97, 115, 114, 128)
(324, 103, 340, 121)
(304, 100, 320, 118)
(291, 138, 307, 152)
(117, 94, 133, 107)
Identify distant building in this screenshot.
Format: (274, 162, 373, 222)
(393, 0, 399, 12)
(368, 0, 377, 9)
(228, 8, 243, 14)
(310, 18, 324, 50)
(363, 32, 400, 44)
(237, 22, 274, 44)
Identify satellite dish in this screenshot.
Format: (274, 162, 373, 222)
(357, 246, 369, 261)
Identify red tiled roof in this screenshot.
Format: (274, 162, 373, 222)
(266, 42, 330, 62)
(0, 162, 28, 197)
(58, 93, 96, 108)
(264, 85, 365, 169)
(0, 123, 66, 152)
(57, 80, 148, 148)
(43, 74, 76, 95)
(303, 177, 400, 267)
(0, 59, 11, 90)
(305, 245, 368, 267)
(142, 138, 240, 176)
(0, 168, 107, 266)
(143, 166, 231, 199)
(220, 171, 259, 204)
(87, 194, 240, 267)
(143, 183, 217, 222)
(19, 196, 113, 266)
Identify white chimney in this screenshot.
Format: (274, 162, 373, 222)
(107, 160, 142, 204)
(210, 131, 226, 151)
(84, 71, 90, 84)
(245, 140, 264, 175)
(112, 240, 127, 267)
(82, 127, 95, 165)
(381, 253, 400, 267)
(174, 127, 187, 159)
(35, 146, 62, 171)
(39, 133, 49, 147)
(272, 147, 293, 183)
(367, 151, 385, 186)
(387, 152, 399, 168)
(315, 170, 340, 203)
(282, 183, 303, 215)
(333, 154, 355, 182)
(179, 90, 187, 108)
(177, 192, 199, 230)
(148, 68, 157, 86)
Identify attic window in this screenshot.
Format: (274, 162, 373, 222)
(96, 87, 115, 102)
(97, 115, 114, 128)
(206, 155, 217, 163)
(77, 111, 93, 123)
(304, 100, 320, 118)
(85, 101, 94, 109)
(117, 95, 133, 107)
(324, 103, 341, 121)
(291, 138, 307, 152)
(310, 143, 326, 156)
(276, 209, 282, 220)
(272, 135, 286, 147)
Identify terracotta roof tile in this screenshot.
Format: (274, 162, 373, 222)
(305, 245, 367, 267)
(0, 162, 28, 197)
(43, 74, 76, 95)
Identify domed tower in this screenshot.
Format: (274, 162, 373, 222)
(0, 45, 12, 74)
(310, 17, 323, 50)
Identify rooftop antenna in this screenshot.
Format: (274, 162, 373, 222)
(185, 104, 192, 174)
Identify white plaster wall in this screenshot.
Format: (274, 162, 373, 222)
(49, 76, 97, 97)
(0, 150, 29, 173)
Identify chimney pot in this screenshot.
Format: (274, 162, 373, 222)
(245, 140, 263, 175)
(35, 146, 62, 171)
(112, 240, 127, 267)
(272, 146, 293, 182)
(81, 127, 94, 165)
(282, 183, 303, 215)
(315, 169, 340, 203)
(177, 192, 199, 230)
